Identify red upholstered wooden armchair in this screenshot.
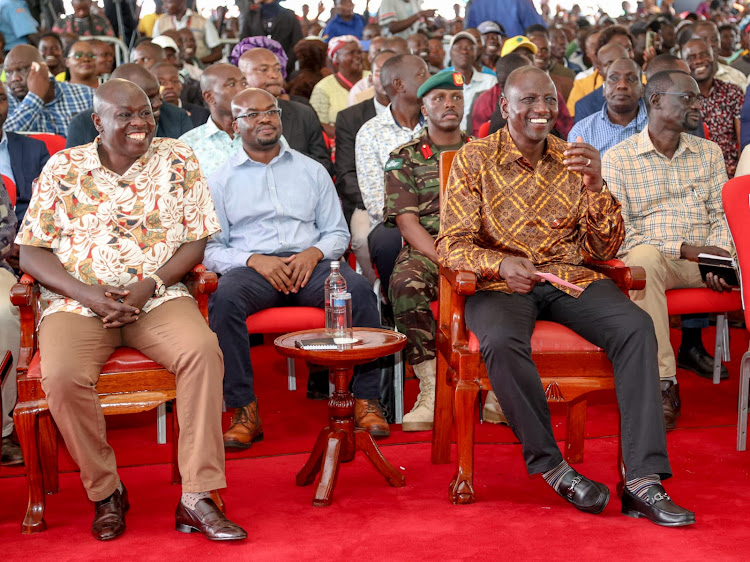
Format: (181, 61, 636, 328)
(10, 265, 218, 533)
(431, 151, 645, 505)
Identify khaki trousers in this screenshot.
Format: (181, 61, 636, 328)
(38, 297, 226, 501)
(0, 268, 20, 438)
(621, 244, 705, 380)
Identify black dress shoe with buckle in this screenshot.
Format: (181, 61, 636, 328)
(556, 469, 610, 514)
(621, 484, 696, 527)
(677, 345, 729, 380)
(92, 484, 129, 541)
(175, 498, 247, 541)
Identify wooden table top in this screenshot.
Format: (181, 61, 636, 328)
(274, 328, 406, 366)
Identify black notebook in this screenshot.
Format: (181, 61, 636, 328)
(697, 253, 739, 287)
(295, 337, 338, 350)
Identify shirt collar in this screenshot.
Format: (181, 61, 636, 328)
(387, 104, 424, 131)
(637, 126, 699, 157)
(230, 136, 291, 167)
(80, 137, 157, 173)
(419, 128, 471, 160)
(496, 127, 564, 166)
(600, 99, 648, 128)
(0, 129, 7, 148)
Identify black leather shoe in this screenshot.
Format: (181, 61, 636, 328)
(1, 436, 24, 466)
(621, 484, 696, 527)
(677, 345, 729, 380)
(306, 365, 329, 400)
(556, 469, 610, 514)
(175, 498, 247, 541)
(661, 380, 681, 431)
(92, 484, 129, 541)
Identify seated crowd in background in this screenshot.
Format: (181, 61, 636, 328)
(3, 0, 750, 538)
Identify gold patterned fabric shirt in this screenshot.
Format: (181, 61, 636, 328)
(16, 137, 220, 319)
(436, 128, 624, 297)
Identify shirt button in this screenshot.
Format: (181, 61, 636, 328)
(552, 219, 562, 228)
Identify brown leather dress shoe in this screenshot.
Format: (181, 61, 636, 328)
(1, 436, 24, 466)
(223, 399, 263, 450)
(354, 399, 390, 438)
(92, 485, 129, 541)
(661, 380, 681, 431)
(175, 498, 247, 541)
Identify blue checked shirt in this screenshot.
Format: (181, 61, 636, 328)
(568, 100, 648, 157)
(6, 80, 94, 137)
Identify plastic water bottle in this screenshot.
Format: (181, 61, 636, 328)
(325, 261, 347, 335)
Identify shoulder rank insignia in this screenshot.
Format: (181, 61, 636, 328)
(384, 157, 404, 171)
(419, 143, 433, 159)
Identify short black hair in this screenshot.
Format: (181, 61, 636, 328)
(495, 52, 532, 90)
(38, 31, 63, 48)
(596, 25, 635, 52)
(525, 24, 548, 37)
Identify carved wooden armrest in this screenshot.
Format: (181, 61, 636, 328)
(9, 274, 39, 375)
(440, 266, 477, 296)
(183, 264, 218, 324)
(587, 260, 646, 292)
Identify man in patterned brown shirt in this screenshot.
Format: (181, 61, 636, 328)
(436, 66, 695, 527)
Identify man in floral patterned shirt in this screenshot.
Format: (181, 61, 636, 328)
(15, 79, 247, 542)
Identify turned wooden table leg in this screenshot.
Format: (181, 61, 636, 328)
(313, 431, 345, 507)
(14, 403, 47, 533)
(355, 430, 405, 487)
(297, 427, 331, 486)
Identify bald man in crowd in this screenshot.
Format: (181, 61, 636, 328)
(238, 48, 334, 176)
(179, 63, 248, 177)
(437, 66, 695, 527)
(3, 44, 95, 136)
(66, 63, 194, 147)
(16, 79, 247, 542)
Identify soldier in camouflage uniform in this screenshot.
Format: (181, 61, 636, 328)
(384, 71, 472, 431)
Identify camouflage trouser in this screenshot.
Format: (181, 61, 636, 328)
(388, 246, 438, 366)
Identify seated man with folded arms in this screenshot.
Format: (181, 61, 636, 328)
(15, 79, 246, 542)
(437, 66, 695, 526)
(204, 88, 389, 451)
(66, 63, 194, 148)
(603, 70, 733, 431)
(385, 72, 474, 431)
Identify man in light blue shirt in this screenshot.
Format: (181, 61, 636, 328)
(568, 58, 647, 156)
(205, 88, 389, 451)
(179, 63, 247, 177)
(467, 0, 544, 39)
(0, 0, 38, 51)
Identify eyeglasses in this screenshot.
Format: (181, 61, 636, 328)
(69, 51, 97, 60)
(655, 91, 702, 105)
(235, 108, 283, 120)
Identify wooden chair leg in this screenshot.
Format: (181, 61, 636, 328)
(449, 380, 478, 505)
(431, 355, 453, 464)
(171, 399, 181, 485)
(564, 399, 586, 464)
(14, 403, 47, 533)
(39, 411, 59, 494)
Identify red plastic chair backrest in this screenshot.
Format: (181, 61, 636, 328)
(1, 174, 16, 206)
(29, 133, 66, 156)
(477, 121, 490, 138)
(722, 175, 750, 327)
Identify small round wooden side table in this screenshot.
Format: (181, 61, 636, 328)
(274, 327, 407, 507)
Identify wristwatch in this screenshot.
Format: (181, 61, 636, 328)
(147, 273, 167, 297)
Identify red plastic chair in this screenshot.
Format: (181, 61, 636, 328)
(28, 133, 66, 156)
(477, 121, 490, 139)
(1, 174, 16, 206)
(666, 288, 742, 384)
(246, 307, 326, 390)
(721, 176, 750, 449)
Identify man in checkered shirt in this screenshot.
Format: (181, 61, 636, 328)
(603, 69, 734, 431)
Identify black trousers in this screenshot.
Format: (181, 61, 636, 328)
(209, 256, 382, 408)
(465, 280, 672, 481)
(367, 223, 403, 292)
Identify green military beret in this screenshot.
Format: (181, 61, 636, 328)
(417, 71, 465, 99)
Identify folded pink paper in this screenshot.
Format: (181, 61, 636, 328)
(536, 272, 584, 292)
